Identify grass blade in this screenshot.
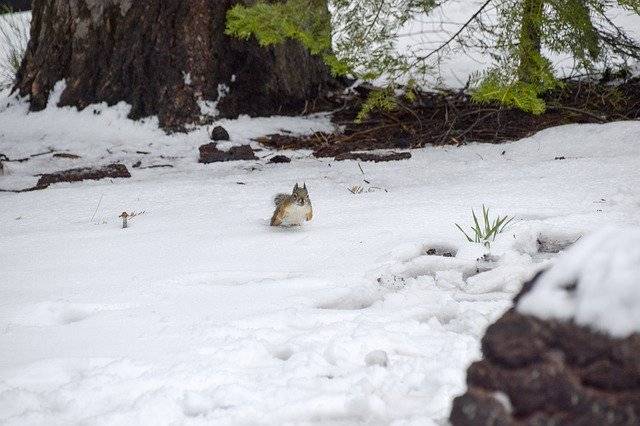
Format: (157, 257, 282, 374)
(455, 223, 474, 242)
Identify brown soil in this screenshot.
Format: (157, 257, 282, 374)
(255, 77, 640, 158)
(0, 163, 132, 193)
(334, 151, 411, 162)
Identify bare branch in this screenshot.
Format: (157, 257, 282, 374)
(413, 0, 494, 63)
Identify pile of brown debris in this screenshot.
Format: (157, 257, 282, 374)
(255, 77, 640, 160)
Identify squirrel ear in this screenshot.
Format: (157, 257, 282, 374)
(293, 183, 299, 191)
(303, 182, 307, 189)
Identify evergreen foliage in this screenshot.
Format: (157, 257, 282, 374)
(473, 0, 640, 113)
(226, 0, 640, 115)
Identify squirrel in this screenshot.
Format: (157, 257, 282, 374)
(270, 183, 313, 226)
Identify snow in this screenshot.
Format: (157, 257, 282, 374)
(0, 11, 29, 89)
(364, 350, 389, 368)
(0, 81, 335, 191)
(1, 85, 640, 424)
(1, 4, 640, 424)
(387, 1, 640, 87)
(518, 227, 640, 338)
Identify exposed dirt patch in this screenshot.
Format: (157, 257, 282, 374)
(37, 163, 131, 188)
(1, 163, 132, 193)
(52, 153, 82, 159)
(256, 78, 640, 159)
(335, 151, 411, 162)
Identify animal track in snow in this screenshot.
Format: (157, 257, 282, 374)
(536, 233, 580, 254)
(317, 289, 379, 311)
(388, 251, 496, 282)
(423, 244, 458, 257)
(57, 306, 95, 324)
(272, 346, 294, 361)
(12, 301, 128, 326)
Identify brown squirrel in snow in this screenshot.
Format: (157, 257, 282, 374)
(270, 183, 313, 226)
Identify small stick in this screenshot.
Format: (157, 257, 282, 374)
(90, 194, 104, 222)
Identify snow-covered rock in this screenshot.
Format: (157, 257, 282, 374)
(451, 228, 640, 425)
(518, 227, 640, 337)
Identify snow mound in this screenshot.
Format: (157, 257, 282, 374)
(518, 227, 640, 337)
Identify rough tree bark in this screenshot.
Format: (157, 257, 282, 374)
(14, 0, 338, 130)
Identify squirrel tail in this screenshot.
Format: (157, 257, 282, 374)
(273, 193, 289, 206)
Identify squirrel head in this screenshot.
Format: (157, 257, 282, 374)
(291, 183, 310, 206)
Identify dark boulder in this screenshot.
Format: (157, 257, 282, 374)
(268, 155, 291, 164)
(450, 273, 640, 426)
(210, 126, 230, 141)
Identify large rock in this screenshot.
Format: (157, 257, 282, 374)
(210, 126, 230, 141)
(198, 143, 257, 163)
(450, 228, 640, 426)
(268, 154, 291, 164)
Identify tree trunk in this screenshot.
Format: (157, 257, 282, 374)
(517, 0, 544, 85)
(14, 0, 338, 130)
(0, 1, 31, 12)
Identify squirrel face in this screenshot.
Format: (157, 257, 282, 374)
(291, 183, 310, 206)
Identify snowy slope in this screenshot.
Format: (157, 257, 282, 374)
(2, 88, 640, 424)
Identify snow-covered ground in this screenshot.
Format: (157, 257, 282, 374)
(2, 3, 640, 424)
(2, 86, 640, 424)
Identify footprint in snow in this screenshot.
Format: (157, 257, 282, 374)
(271, 346, 294, 361)
(317, 290, 378, 311)
(12, 301, 126, 326)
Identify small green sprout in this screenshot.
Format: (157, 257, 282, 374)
(455, 205, 514, 248)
